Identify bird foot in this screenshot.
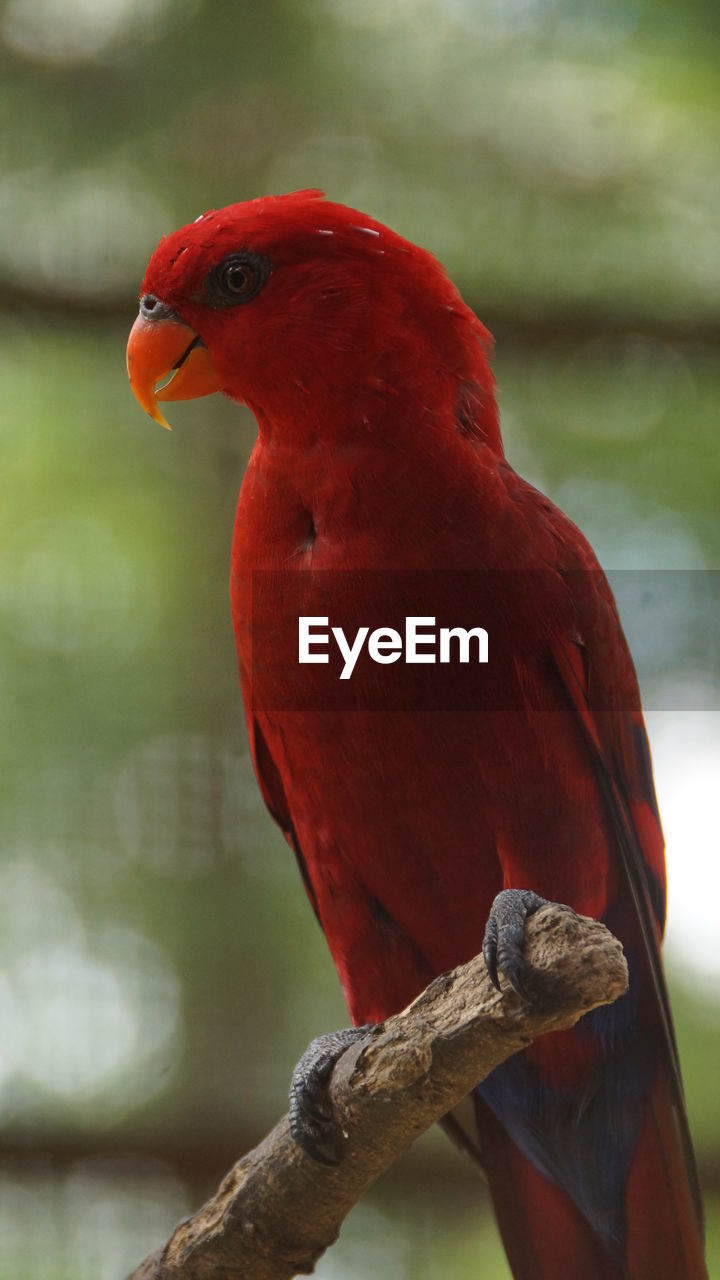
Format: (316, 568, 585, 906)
(289, 1024, 375, 1165)
(482, 889, 549, 1000)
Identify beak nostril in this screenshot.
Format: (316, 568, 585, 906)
(139, 294, 176, 322)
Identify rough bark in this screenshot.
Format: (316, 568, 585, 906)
(127, 904, 628, 1280)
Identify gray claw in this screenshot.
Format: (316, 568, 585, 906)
(289, 1024, 374, 1165)
(482, 889, 548, 1001)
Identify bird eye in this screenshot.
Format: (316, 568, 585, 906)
(224, 263, 252, 294)
(206, 252, 271, 307)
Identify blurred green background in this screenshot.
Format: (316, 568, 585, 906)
(1, 0, 719, 1276)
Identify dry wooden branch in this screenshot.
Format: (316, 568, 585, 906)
(127, 904, 627, 1280)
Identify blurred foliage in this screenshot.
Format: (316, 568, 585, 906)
(0, 0, 719, 1277)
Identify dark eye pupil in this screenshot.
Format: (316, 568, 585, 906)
(225, 265, 251, 292)
(206, 251, 270, 306)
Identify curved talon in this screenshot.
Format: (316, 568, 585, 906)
(482, 889, 549, 1001)
(289, 1024, 375, 1165)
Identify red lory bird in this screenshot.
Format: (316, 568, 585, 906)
(127, 190, 706, 1278)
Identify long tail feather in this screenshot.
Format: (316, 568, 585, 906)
(623, 1067, 708, 1278)
(474, 1096, 623, 1279)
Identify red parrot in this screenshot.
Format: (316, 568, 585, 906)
(127, 190, 706, 1278)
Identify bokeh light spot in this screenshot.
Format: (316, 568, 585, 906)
(2, 0, 173, 62)
(648, 700, 720, 989)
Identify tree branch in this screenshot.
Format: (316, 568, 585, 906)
(7, 278, 720, 350)
(127, 904, 627, 1280)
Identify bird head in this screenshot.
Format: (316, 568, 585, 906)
(127, 189, 497, 443)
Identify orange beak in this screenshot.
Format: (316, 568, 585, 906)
(126, 312, 222, 430)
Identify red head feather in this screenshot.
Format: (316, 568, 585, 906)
(128, 190, 500, 450)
